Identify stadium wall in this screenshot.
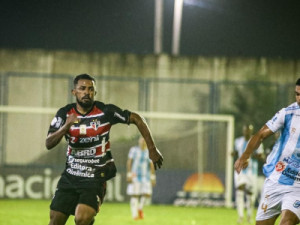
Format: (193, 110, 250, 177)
(0, 48, 300, 82)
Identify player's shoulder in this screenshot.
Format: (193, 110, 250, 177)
(235, 136, 244, 143)
(57, 103, 76, 114)
(94, 101, 119, 111)
(285, 102, 300, 112)
(94, 101, 106, 109)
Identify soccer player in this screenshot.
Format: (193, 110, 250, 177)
(234, 78, 300, 225)
(46, 74, 163, 225)
(126, 136, 156, 220)
(232, 124, 264, 224)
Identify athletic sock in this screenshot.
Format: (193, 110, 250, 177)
(236, 190, 244, 220)
(138, 196, 146, 210)
(246, 194, 253, 221)
(130, 197, 139, 219)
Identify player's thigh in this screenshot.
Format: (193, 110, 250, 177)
(75, 203, 96, 223)
(49, 210, 69, 225)
(279, 209, 300, 225)
(256, 215, 279, 225)
(50, 188, 78, 216)
(127, 182, 142, 195)
(235, 172, 248, 188)
(281, 192, 300, 224)
(141, 182, 152, 195)
(77, 183, 106, 214)
(256, 180, 282, 221)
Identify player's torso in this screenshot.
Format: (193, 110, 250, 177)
(64, 105, 113, 179)
(131, 148, 150, 182)
(266, 108, 300, 186)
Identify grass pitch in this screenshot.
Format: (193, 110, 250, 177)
(0, 199, 280, 225)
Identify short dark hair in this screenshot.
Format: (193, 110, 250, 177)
(296, 78, 300, 86)
(73, 74, 95, 87)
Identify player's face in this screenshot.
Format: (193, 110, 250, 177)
(295, 86, 300, 106)
(139, 137, 147, 150)
(72, 79, 96, 108)
(242, 125, 253, 139)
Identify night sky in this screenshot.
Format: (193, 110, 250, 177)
(1, 0, 300, 58)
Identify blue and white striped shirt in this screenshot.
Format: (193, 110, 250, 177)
(264, 102, 300, 186)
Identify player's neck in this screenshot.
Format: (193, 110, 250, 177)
(76, 104, 93, 115)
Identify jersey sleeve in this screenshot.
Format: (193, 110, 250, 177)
(104, 104, 131, 125)
(128, 147, 135, 159)
(266, 108, 286, 133)
(47, 107, 67, 135)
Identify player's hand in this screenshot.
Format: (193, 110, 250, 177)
(66, 113, 79, 127)
(149, 148, 163, 170)
(234, 157, 249, 174)
(126, 173, 133, 183)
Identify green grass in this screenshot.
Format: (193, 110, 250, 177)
(0, 199, 280, 225)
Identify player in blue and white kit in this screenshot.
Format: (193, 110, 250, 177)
(233, 124, 264, 224)
(235, 78, 300, 225)
(126, 137, 156, 220)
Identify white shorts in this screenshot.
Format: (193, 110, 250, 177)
(256, 178, 300, 221)
(234, 171, 257, 193)
(127, 181, 152, 196)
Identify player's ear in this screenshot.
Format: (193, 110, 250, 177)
(71, 89, 76, 96)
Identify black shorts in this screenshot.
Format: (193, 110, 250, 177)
(50, 182, 106, 216)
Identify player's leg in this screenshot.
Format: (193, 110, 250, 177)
(279, 210, 300, 225)
(245, 192, 253, 223)
(236, 184, 246, 224)
(138, 182, 152, 219)
(75, 182, 106, 225)
(256, 216, 279, 225)
(74, 204, 96, 225)
(49, 187, 75, 225)
(130, 195, 140, 220)
(256, 179, 283, 225)
(245, 179, 254, 224)
(49, 210, 69, 225)
(280, 191, 300, 225)
(127, 182, 141, 220)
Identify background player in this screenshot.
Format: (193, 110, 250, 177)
(126, 136, 156, 220)
(232, 124, 264, 224)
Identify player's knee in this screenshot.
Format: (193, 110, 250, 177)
(75, 216, 94, 225)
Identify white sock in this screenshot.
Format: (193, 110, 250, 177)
(236, 190, 244, 219)
(130, 197, 138, 218)
(138, 196, 147, 210)
(246, 194, 252, 219)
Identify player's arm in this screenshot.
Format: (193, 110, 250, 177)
(126, 158, 133, 183)
(129, 112, 163, 169)
(45, 113, 78, 150)
(150, 161, 156, 186)
(234, 125, 273, 173)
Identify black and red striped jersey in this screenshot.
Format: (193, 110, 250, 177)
(47, 101, 131, 185)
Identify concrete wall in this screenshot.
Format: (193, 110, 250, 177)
(1, 48, 299, 82)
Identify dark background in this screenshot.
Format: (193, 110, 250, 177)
(1, 0, 300, 58)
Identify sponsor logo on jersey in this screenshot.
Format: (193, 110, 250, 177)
(51, 117, 63, 128)
(275, 161, 285, 172)
(72, 148, 96, 157)
(79, 135, 100, 143)
(90, 120, 101, 130)
(293, 200, 300, 208)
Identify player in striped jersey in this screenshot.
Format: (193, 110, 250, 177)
(46, 74, 163, 225)
(235, 78, 300, 225)
(126, 137, 156, 220)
